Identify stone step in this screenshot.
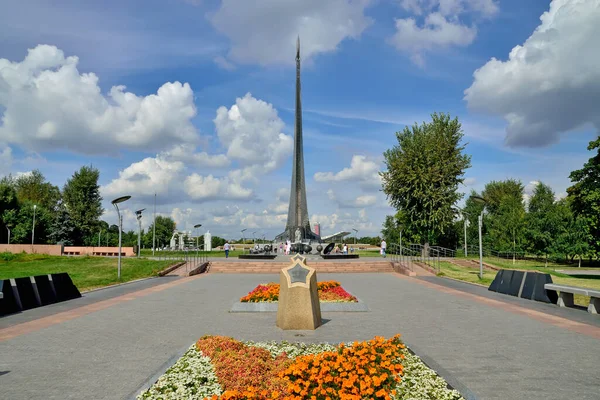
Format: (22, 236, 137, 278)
(208, 261, 394, 273)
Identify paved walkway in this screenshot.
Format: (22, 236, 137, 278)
(1, 273, 599, 400)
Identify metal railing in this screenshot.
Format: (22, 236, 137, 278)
(388, 243, 442, 274)
(154, 245, 209, 273)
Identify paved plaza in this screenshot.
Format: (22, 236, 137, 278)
(1, 272, 599, 400)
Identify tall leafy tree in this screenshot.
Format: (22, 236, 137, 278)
(382, 113, 471, 245)
(63, 166, 103, 245)
(525, 182, 558, 265)
(48, 202, 76, 245)
(0, 179, 19, 243)
(567, 136, 600, 255)
(481, 180, 526, 254)
(549, 199, 588, 264)
(481, 180, 524, 215)
(143, 215, 176, 249)
(10, 201, 52, 244)
(13, 170, 61, 211)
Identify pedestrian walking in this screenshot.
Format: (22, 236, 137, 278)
(380, 238, 386, 258)
(224, 241, 230, 258)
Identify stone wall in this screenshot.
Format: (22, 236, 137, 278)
(0, 244, 136, 257)
(0, 244, 63, 256)
(64, 246, 136, 257)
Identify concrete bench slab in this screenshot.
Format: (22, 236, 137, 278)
(544, 283, 600, 314)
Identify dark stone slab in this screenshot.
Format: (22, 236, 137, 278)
(532, 273, 557, 304)
(50, 273, 82, 302)
(238, 254, 277, 260)
(520, 272, 537, 300)
(488, 270, 504, 292)
(490, 270, 558, 304)
(497, 270, 514, 294)
(321, 254, 360, 259)
(507, 270, 525, 297)
(0, 279, 23, 317)
(15, 277, 41, 310)
(34, 275, 58, 306)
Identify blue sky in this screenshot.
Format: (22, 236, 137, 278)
(0, 0, 598, 240)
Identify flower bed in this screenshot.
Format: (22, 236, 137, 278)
(138, 335, 464, 400)
(240, 280, 357, 303)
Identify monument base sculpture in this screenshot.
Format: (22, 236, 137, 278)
(276, 254, 322, 330)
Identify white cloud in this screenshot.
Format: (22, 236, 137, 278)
(184, 173, 254, 202)
(326, 189, 377, 208)
(465, 0, 600, 148)
(522, 180, 540, 205)
(391, 0, 497, 64)
(101, 93, 294, 204)
(102, 156, 185, 200)
(0, 145, 13, 177)
(215, 93, 293, 171)
(398, 0, 498, 17)
(390, 13, 476, 65)
(276, 187, 290, 203)
(161, 145, 230, 168)
(311, 209, 378, 236)
(210, 0, 373, 65)
(0, 45, 200, 154)
(213, 55, 236, 71)
(463, 177, 477, 186)
(314, 155, 382, 191)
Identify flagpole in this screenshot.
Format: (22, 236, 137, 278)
(152, 193, 156, 256)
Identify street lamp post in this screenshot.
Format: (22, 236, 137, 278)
(472, 196, 487, 279)
(194, 223, 202, 259)
(112, 195, 131, 280)
(453, 206, 470, 257)
(31, 204, 37, 245)
(241, 228, 247, 253)
(252, 231, 257, 244)
(352, 228, 358, 245)
(98, 229, 102, 247)
(7, 225, 11, 244)
(135, 208, 146, 258)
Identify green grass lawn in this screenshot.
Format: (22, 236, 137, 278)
(0, 252, 177, 291)
(438, 260, 600, 307)
(463, 256, 593, 271)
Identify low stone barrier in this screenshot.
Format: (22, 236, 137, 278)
(488, 269, 557, 304)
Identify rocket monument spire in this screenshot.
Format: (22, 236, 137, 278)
(278, 37, 319, 242)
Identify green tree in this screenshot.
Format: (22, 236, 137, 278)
(211, 235, 226, 248)
(490, 195, 526, 258)
(525, 182, 558, 265)
(382, 113, 471, 245)
(0, 179, 19, 243)
(480, 180, 526, 255)
(63, 166, 103, 245)
(48, 202, 76, 245)
(10, 201, 53, 244)
(480, 180, 524, 215)
(567, 136, 600, 255)
(381, 213, 402, 245)
(144, 216, 176, 249)
(13, 170, 61, 211)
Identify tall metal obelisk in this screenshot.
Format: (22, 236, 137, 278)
(279, 37, 319, 243)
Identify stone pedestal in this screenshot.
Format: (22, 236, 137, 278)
(276, 254, 322, 330)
